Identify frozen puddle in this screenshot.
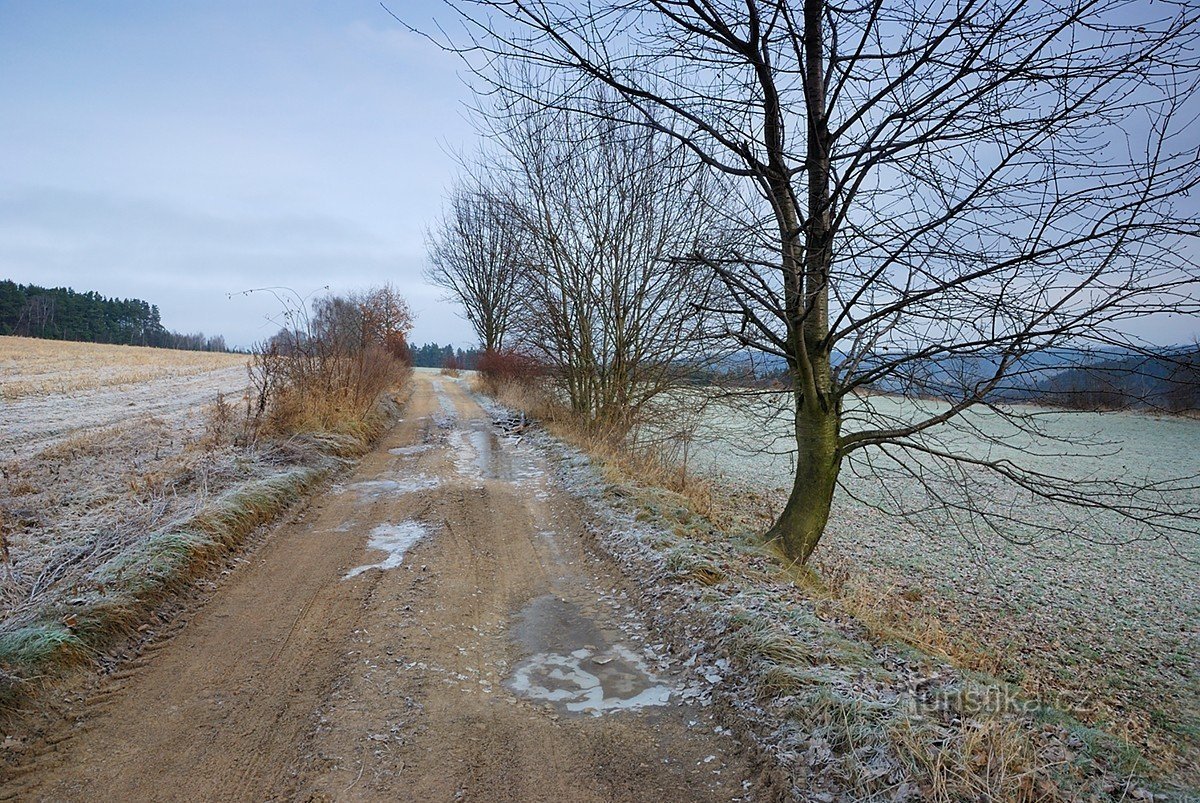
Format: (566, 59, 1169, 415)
(337, 475, 440, 498)
(345, 521, 429, 578)
(430, 379, 458, 427)
(505, 595, 672, 716)
(389, 443, 434, 457)
(451, 420, 545, 483)
(509, 645, 672, 716)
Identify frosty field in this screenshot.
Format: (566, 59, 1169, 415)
(0, 337, 252, 624)
(0, 336, 248, 460)
(684, 392, 1200, 774)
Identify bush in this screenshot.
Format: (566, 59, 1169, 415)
(246, 285, 413, 439)
(477, 348, 544, 390)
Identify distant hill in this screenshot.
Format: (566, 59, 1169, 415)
(1029, 350, 1200, 412)
(0, 279, 229, 352)
(709, 344, 1200, 413)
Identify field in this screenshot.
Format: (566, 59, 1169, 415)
(0, 337, 252, 636)
(681, 392, 1200, 777)
(1, 336, 248, 460)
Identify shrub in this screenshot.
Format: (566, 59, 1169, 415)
(246, 286, 413, 440)
(477, 348, 544, 390)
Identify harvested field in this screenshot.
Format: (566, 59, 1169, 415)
(1, 336, 248, 461)
(0, 338, 261, 667)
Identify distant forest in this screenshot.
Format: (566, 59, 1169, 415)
(0, 280, 229, 352)
(408, 342, 482, 369)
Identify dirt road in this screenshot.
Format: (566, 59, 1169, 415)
(2, 373, 760, 802)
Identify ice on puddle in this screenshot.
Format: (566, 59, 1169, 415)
(389, 444, 435, 457)
(344, 521, 430, 578)
(507, 644, 672, 716)
(339, 475, 441, 498)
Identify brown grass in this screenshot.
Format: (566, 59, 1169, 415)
(488, 378, 719, 517)
(890, 715, 1052, 802)
(783, 557, 1009, 677)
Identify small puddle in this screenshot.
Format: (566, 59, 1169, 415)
(389, 444, 434, 457)
(345, 521, 429, 578)
(451, 420, 543, 483)
(505, 595, 672, 716)
(337, 476, 440, 498)
(469, 424, 511, 480)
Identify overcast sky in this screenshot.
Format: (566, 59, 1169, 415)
(2, 3, 1196, 350)
(0, 1, 475, 349)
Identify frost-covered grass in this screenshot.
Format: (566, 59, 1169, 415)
(0, 337, 249, 462)
(0, 338, 402, 707)
(684, 393, 1200, 780)
(526, 411, 1173, 801)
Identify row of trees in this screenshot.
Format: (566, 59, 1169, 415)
(427, 100, 726, 431)
(409, 342, 482, 369)
(0, 280, 228, 352)
(419, 0, 1199, 564)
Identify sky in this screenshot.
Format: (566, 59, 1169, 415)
(0, 1, 476, 349)
(1, 3, 1195, 351)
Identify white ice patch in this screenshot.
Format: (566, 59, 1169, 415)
(430, 379, 458, 428)
(337, 475, 440, 498)
(389, 443, 435, 457)
(507, 644, 672, 716)
(344, 521, 429, 578)
(449, 429, 480, 479)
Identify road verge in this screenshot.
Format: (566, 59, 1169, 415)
(0, 390, 405, 714)
(476, 386, 1185, 802)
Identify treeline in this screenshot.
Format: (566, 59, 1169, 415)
(0, 280, 229, 352)
(1033, 350, 1200, 413)
(408, 342, 481, 370)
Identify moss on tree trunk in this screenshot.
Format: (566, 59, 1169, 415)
(766, 391, 840, 564)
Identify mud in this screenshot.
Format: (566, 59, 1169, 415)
(1, 372, 763, 802)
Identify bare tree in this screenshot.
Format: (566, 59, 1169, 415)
(426, 179, 522, 352)
(410, 0, 1200, 562)
(490, 98, 726, 433)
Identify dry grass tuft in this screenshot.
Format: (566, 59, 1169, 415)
(890, 715, 1057, 803)
(782, 556, 1008, 677)
(488, 378, 719, 517)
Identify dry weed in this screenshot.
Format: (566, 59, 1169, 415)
(489, 377, 719, 517)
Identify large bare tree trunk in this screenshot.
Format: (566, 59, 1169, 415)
(767, 395, 840, 563)
(762, 0, 839, 563)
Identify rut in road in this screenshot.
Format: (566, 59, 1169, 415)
(2, 373, 763, 802)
